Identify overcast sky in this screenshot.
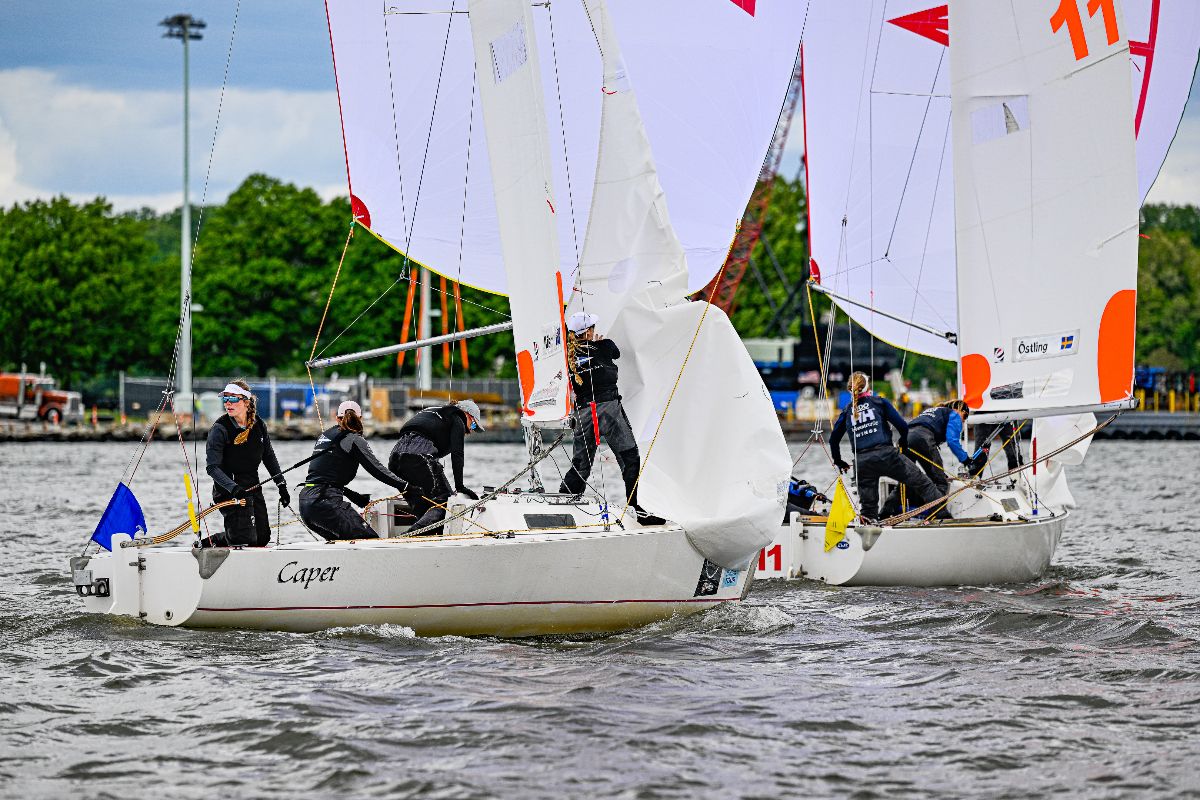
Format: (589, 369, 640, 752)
(2, 0, 1199, 215)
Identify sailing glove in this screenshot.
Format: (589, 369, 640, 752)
(277, 484, 291, 508)
(834, 458, 851, 473)
(344, 489, 370, 508)
(457, 486, 480, 501)
(230, 486, 248, 500)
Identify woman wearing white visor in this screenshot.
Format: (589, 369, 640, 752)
(204, 379, 289, 547)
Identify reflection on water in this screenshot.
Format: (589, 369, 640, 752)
(0, 439, 1197, 798)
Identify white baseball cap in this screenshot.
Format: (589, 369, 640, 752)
(337, 400, 362, 417)
(456, 399, 485, 430)
(567, 311, 599, 334)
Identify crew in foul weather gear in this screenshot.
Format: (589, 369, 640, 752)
(784, 477, 829, 522)
(830, 372, 942, 521)
(388, 400, 482, 536)
(973, 421, 1024, 473)
(558, 312, 665, 526)
(299, 400, 409, 541)
(906, 400, 976, 496)
(205, 380, 288, 547)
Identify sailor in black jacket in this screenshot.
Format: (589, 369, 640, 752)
(205, 380, 288, 547)
(299, 400, 409, 541)
(559, 312, 664, 526)
(388, 400, 482, 535)
(830, 372, 941, 521)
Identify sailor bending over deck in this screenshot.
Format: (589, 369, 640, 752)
(299, 400, 409, 541)
(204, 380, 289, 547)
(906, 400, 985, 497)
(388, 400, 482, 536)
(830, 372, 941, 523)
(558, 312, 665, 526)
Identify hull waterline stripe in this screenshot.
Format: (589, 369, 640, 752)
(197, 597, 740, 613)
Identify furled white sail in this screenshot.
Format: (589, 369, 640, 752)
(466, 0, 569, 423)
(571, 0, 791, 568)
(951, 0, 1139, 413)
(803, 0, 1200, 360)
(324, 0, 807, 296)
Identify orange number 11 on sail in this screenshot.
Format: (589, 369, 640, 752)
(1051, 0, 1120, 61)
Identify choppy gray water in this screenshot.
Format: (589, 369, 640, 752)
(1, 439, 1198, 798)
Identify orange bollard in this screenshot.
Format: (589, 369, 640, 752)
(91, 405, 98, 427)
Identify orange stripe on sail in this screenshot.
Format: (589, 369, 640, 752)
(960, 353, 990, 409)
(397, 276, 417, 367)
(440, 275, 450, 370)
(1098, 289, 1137, 402)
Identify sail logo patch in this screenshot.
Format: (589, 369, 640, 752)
(489, 20, 528, 85)
(993, 347, 1005, 363)
(1012, 329, 1079, 363)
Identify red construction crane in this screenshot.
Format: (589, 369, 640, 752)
(699, 50, 804, 315)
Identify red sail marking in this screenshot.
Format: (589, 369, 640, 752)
(887, 5, 949, 47)
(350, 194, 371, 228)
(889, 1, 1158, 138)
(1127, 0, 1161, 136)
(728, 0, 755, 16)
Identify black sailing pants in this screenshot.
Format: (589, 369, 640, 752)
(854, 446, 941, 520)
(298, 485, 378, 541)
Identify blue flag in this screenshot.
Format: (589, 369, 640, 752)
(91, 482, 148, 551)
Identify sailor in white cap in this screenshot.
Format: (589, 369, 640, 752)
(203, 379, 289, 547)
(297, 399, 410, 540)
(387, 399, 483, 535)
(561, 313, 665, 526)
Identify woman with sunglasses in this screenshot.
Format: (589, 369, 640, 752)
(204, 380, 289, 547)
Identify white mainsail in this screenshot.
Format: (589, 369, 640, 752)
(324, 0, 808, 296)
(466, 0, 570, 423)
(570, 0, 791, 568)
(951, 0, 1139, 414)
(803, 0, 1200, 360)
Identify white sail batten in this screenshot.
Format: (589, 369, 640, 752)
(951, 0, 1139, 414)
(572, 0, 790, 569)
(467, 0, 569, 422)
(324, 1, 808, 296)
(803, 0, 1199, 361)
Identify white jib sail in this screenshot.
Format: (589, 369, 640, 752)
(951, 0, 1140, 414)
(803, 0, 1199, 360)
(572, 0, 791, 569)
(467, 0, 569, 423)
(324, 0, 807, 295)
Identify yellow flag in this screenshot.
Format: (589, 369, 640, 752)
(824, 477, 856, 552)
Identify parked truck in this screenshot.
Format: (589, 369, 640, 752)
(0, 372, 84, 424)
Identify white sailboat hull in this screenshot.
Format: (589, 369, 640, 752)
(71, 524, 752, 637)
(755, 480, 1066, 586)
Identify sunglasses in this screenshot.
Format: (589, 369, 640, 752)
(221, 395, 245, 404)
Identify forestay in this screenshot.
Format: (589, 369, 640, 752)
(802, 0, 1200, 360)
(466, 0, 570, 423)
(570, 0, 791, 568)
(324, 0, 808, 296)
(952, 0, 1139, 414)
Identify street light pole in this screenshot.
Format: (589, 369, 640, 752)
(161, 13, 205, 413)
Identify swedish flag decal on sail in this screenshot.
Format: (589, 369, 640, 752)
(1060, 335, 1075, 351)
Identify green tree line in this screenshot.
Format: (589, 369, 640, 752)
(1, 175, 1197, 398)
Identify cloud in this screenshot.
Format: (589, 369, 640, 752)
(0, 67, 347, 213)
